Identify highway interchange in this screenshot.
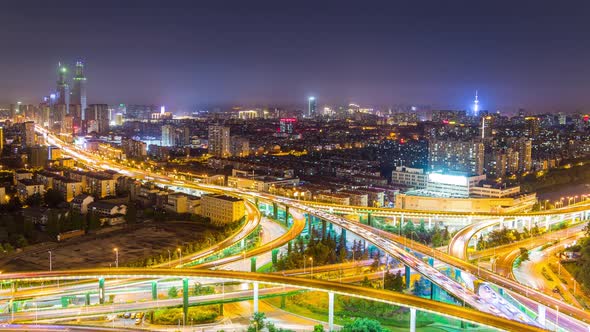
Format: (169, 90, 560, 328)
(6, 125, 587, 331)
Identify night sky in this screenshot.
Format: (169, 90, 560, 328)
(1, 0, 589, 112)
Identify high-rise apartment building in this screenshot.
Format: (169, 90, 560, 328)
(230, 136, 250, 157)
(429, 139, 485, 175)
(208, 125, 231, 158)
(24, 121, 35, 147)
(524, 117, 540, 139)
(511, 137, 532, 172)
(161, 124, 175, 147)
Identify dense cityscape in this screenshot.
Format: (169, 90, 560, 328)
(1, 1, 590, 332)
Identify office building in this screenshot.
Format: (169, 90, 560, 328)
(201, 194, 245, 225)
(161, 125, 175, 147)
(86, 104, 110, 134)
(71, 61, 87, 118)
(279, 118, 296, 134)
(308, 97, 317, 117)
(391, 166, 428, 189)
(480, 115, 493, 139)
(208, 125, 230, 158)
(56, 63, 70, 114)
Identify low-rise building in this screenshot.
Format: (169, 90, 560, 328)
(0, 187, 6, 205)
(71, 194, 95, 214)
(53, 176, 83, 202)
(339, 190, 369, 206)
(88, 201, 127, 225)
(201, 194, 245, 226)
(391, 167, 428, 189)
(16, 179, 44, 201)
(318, 192, 350, 205)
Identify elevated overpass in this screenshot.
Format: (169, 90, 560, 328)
(0, 268, 544, 332)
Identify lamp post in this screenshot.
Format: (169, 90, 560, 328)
(114, 248, 119, 268)
(303, 255, 306, 274)
(167, 249, 171, 267)
(555, 305, 560, 331)
(309, 257, 313, 279)
(177, 248, 182, 266)
(48, 251, 52, 271)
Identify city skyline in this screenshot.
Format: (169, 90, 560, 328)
(1, 1, 590, 111)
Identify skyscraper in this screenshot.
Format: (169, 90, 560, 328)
(56, 63, 70, 115)
(71, 61, 87, 119)
(208, 125, 231, 158)
(308, 97, 317, 117)
(480, 116, 493, 139)
(85, 104, 110, 134)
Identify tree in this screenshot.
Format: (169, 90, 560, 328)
(403, 220, 415, 236)
(519, 247, 530, 262)
(248, 312, 267, 332)
(44, 189, 64, 208)
(341, 318, 387, 332)
(125, 204, 138, 224)
(384, 271, 404, 292)
(167, 286, 178, 298)
(25, 193, 43, 207)
(87, 213, 101, 230)
(413, 277, 430, 297)
(313, 325, 325, 332)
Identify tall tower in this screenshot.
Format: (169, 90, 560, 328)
(473, 90, 479, 116)
(72, 60, 87, 119)
(308, 97, 317, 117)
(56, 63, 70, 114)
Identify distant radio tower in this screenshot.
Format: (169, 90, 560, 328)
(473, 90, 479, 116)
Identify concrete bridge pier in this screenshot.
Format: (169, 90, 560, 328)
(328, 291, 334, 331)
(410, 307, 416, 332)
(537, 304, 546, 327)
(98, 278, 105, 304)
(151, 281, 157, 300)
(182, 278, 189, 325)
(253, 282, 259, 313)
(405, 265, 411, 289)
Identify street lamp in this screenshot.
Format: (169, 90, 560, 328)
(309, 257, 313, 278)
(303, 255, 306, 274)
(114, 248, 119, 268)
(167, 249, 171, 267)
(177, 248, 182, 265)
(555, 305, 560, 331)
(572, 278, 577, 294)
(48, 251, 52, 271)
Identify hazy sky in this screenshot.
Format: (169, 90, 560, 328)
(1, 0, 589, 112)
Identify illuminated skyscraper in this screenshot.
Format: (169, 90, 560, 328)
(308, 97, 317, 117)
(71, 60, 87, 119)
(56, 63, 70, 114)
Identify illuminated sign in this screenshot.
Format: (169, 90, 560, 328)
(428, 173, 468, 186)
